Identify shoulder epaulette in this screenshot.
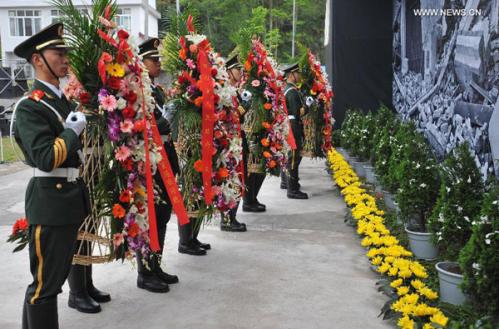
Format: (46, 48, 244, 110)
(29, 90, 45, 102)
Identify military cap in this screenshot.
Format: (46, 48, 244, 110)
(14, 22, 70, 61)
(225, 53, 241, 70)
(282, 62, 300, 75)
(138, 38, 161, 58)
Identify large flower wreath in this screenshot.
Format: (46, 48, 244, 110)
(161, 15, 243, 219)
(299, 49, 334, 158)
(240, 39, 292, 175)
(55, 0, 188, 260)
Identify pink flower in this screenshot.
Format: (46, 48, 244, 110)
(113, 233, 124, 247)
(120, 119, 134, 133)
(120, 78, 130, 94)
(115, 145, 131, 161)
(101, 95, 117, 111)
(186, 59, 196, 70)
(251, 79, 261, 87)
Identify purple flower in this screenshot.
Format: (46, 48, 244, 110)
(98, 88, 109, 102)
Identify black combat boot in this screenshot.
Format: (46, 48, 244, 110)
(287, 178, 308, 199)
(152, 224, 179, 284)
(221, 209, 247, 232)
(178, 220, 206, 255)
(68, 265, 101, 313)
(85, 265, 111, 303)
(280, 169, 288, 189)
(192, 220, 211, 250)
(26, 298, 59, 329)
(136, 253, 169, 293)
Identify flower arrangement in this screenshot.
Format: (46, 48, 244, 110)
(7, 217, 29, 252)
(240, 39, 290, 175)
(328, 148, 449, 329)
(161, 14, 243, 217)
(428, 142, 484, 261)
(56, 0, 188, 260)
(299, 49, 334, 157)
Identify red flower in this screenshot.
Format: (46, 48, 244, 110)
(119, 190, 131, 203)
(79, 92, 91, 104)
(122, 106, 136, 119)
(125, 91, 137, 104)
(117, 29, 129, 40)
(211, 68, 218, 76)
(136, 201, 145, 214)
(120, 158, 134, 171)
(189, 44, 198, 54)
(219, 138, 228, 148)
(263, 151, 272, 159)
(263, 103, 272, 110)
(262, 121, 271, 129)
(268, 160, 277, 168)
(213, 94, 220, 104)
(133, 120, 145, 132)
(218, 167, 229, 179)
(214, 130, 224, 139)
(108, 76, 121, 90)
(193, 160, 204, 172)
(261, 138, 270, 147)
(12, 218, 28, 235)
(112, 204, 126, 219)
(29, 90, 45, 102)
(127, 222, 139, 238)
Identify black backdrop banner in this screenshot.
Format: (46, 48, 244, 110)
(332, 0, 393, 128)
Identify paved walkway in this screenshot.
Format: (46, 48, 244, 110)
(0, 159, 391, 329)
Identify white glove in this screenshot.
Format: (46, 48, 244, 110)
(65, 111, 87, 136)
(241, 90, 252, 102)
(306, 96, 315, 107)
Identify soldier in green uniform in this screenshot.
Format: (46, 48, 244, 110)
(282, 63, 308, 199)
(220, 54, 247, 232)
(13, 23, 90, 328)
(135, 38, 183, 292)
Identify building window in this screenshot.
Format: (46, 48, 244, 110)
(115, 8, 131, 31)
(51, 8, 88, 23)
(9, 10, 42, 37)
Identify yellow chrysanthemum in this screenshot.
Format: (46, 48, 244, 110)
(390, 279, 403, 288)
(420, 287, 438, 300)
(397, 315, 414, 329)
(371, 256, 383, 266)
(106, 63, 125, 77)
(397, 286, 410, 296)
(422, 323, 436, 329)
(430, 312, 449, 327)
(410, 279, 425, 290)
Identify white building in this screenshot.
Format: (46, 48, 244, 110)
(0, 0, 160, 65)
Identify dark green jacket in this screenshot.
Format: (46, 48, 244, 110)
(152, 84, 180, 177)
(14, 80, 89, 226)
(285, 82, 304, 148)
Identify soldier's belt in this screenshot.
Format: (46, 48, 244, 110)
(33, 167, 80, 182)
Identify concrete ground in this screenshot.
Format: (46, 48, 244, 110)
(0, 158, 392, 329)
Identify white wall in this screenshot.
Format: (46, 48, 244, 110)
(0, 1, 159, 64)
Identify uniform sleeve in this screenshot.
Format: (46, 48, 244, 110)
(286, 89, 302, 118)
(15, 101, 81, 172)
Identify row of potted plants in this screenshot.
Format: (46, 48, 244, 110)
(334, 108, 498, 327)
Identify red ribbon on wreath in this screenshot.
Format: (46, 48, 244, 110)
(197, 48, 215, 204)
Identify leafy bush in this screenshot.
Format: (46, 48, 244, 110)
(459, 181, 499, 319)
(339, 110, 362, 153)
(374, 122, 399, 187)
(395, 133, 440, 230)
(355, 111, 375, 161)
(428, 143, 484, 261)
(371, 105, 396, 164)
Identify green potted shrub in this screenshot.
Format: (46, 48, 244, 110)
(367, 106, 396, 185)
(428, 142, 484, 305)
(338, 110, 360, 161)
(352, 112, 375, 178)
(459, 181, 499, 322)
(395, 133, 440, 259)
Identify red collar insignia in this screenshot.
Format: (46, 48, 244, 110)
(29, 90, 45, 102)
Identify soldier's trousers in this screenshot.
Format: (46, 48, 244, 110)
(287, 149, 302, 191)
(23, 223, 79, 328)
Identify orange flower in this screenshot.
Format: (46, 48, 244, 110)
(274, 143, 282, 151)
(261, 138, 270, 147)
(218, 167, 229, 179)
(194, 159, 204, 172)
(194, 96, 203, 108)
(244, 60, 252, 72)
(263, 151, 272, 159)
(119, 190, 131, 203)
(112, 204, 126, 219)
(179, 48, 187, 61)
(263, 103, 272, 110)
(262, 121, 271, 129)
(127, 223, 139, 238)
(268, 160, 277, 168)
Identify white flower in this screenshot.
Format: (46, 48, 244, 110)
(116, 97, 127, 110)
(472, 262, 481, 271)
(415, 162, 421, 169)
(457, 206, 463, 213)
(485, 238, 491, 245)
(438, 212, 445, 223)
(446, 187, 451, 193)
(464, 216, 469, 222)
(185, 34, 207, 45)
(467, 176, 471, 183)
(420, 183, 427, 188)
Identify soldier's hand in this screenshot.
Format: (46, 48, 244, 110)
(65, 111, 87, 136)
